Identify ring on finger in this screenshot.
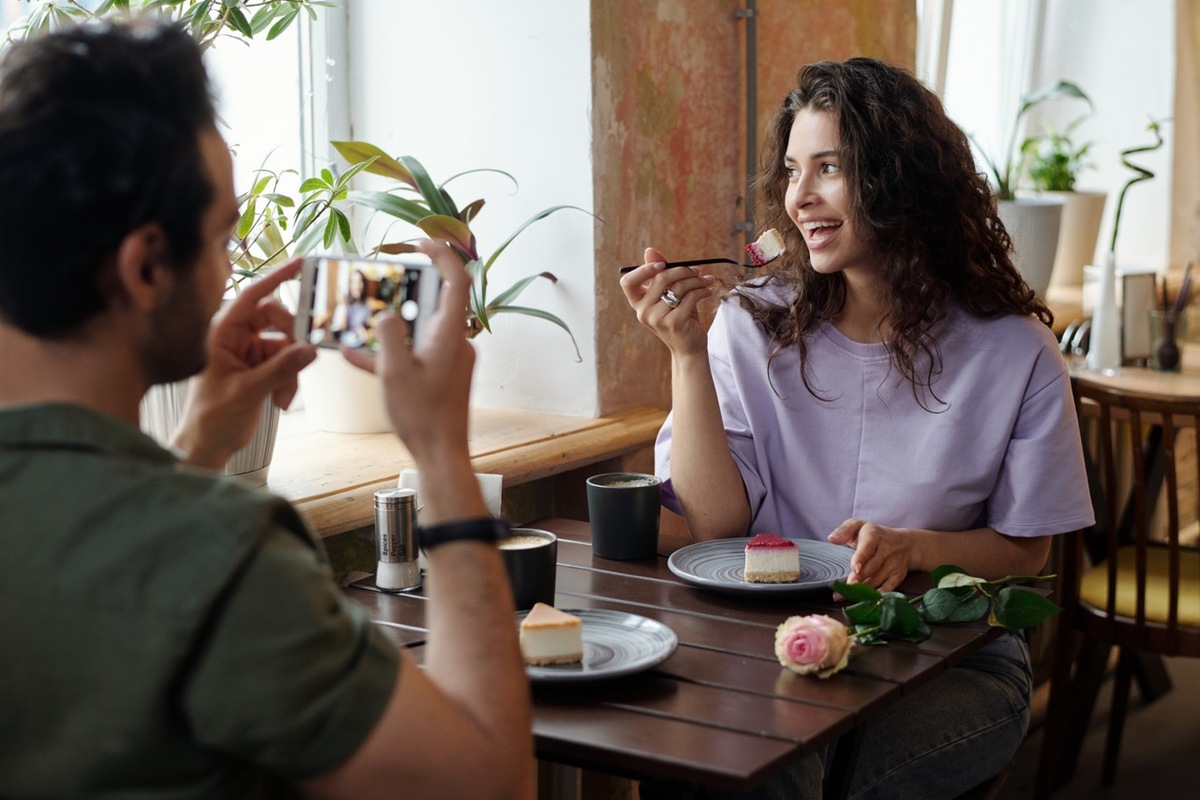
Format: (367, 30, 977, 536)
(661, 289, 681, 308)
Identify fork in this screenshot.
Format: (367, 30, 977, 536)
(618, 257, 763, 274)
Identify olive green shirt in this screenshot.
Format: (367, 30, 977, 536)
(0, 404, 399, 798)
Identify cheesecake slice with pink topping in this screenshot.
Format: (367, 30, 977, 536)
(744, 228, 786, 267)
(744, 533, 800, 583)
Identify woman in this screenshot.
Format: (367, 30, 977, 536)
(621, 58, 1094, 799)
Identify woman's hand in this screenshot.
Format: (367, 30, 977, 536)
(619, 246, 715, 357)
(828, 519, 913, 593)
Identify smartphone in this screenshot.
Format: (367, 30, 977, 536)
(294, 254, 442, 350)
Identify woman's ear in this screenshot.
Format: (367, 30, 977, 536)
(112, 223, 172, 312)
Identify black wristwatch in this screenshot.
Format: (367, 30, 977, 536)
(418, 516, 512, 551)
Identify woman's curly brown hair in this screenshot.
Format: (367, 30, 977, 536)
(741, 57, 1051, 404)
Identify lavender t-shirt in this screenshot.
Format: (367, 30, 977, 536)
(656, 286, 1095, 540)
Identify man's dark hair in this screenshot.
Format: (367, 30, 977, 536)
(0, 20, 217, 336)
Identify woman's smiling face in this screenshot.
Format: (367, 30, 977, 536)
(784, 108, 876, 277)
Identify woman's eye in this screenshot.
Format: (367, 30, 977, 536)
(786, 168, 800, 179)
(821, 162, 840, 175)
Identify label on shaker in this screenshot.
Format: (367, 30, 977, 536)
(374, 488, 418, 564)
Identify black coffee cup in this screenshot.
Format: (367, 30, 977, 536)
(586, 472, 662, 560)
(498, 528, 558, 610)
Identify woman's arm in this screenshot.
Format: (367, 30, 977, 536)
(620, 247, 750, 540)
(828, 519, 1054, 592)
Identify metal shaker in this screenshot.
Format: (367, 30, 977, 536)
(374, 488, 421, 592)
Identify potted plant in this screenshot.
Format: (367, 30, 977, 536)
(1087, 117, 1169, 371)
(1021, 114, 1107, 289)
(331, 141, 587, 356)
(284, 141, 593, 434)
(972, 80, 1091, 297)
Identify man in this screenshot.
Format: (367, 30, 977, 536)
(0, 20, 533, 798)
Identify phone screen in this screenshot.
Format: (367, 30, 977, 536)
(296, 255, 439, 350)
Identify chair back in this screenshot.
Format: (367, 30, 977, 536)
(1071, 375, 1200, 657)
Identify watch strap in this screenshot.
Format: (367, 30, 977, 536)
(418, 516, 512, 551)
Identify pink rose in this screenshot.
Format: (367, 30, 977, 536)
(774, 614, 852, 678)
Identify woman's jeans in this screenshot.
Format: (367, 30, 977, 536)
(638, 632, 1033, 800)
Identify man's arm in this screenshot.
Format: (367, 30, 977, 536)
(304, 239, 534, 800)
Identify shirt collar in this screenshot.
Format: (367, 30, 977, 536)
(0, 403, 178, 466)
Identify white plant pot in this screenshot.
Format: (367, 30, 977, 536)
(998, 198, 1064, 298)
(298, 348, 392, 434)
(140, 379, 280, 487)
(1039, 190, 1107, 289)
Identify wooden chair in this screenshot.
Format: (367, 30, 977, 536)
(1035, 376, 1200, 796)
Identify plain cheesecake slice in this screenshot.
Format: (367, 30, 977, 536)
(520, 602, 583, 665)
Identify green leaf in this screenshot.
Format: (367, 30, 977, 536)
(938, 573, 988, 589)
(879, 595, 931, 643)
(489, 272, 556, 308)
(299, 178, 327, 193)
(931, 564, 969, 586)
(320, 168, 334, 185)
(947, 594, 990, 623)
(251, 173, 273, 195)
(236, 198, 258, 237)
(459, 198, 486, 225)
(991, 587, 1061, 630)
(832, 580, 882, 604)
(225, 6, 252, 37)
(322, 215, 337, 249)
(1018, 79, 1093, 117)
(920, 587, 966, 623)
(331, 140, 417, 187)
(843, 600, 881, 627)
(333, 208, 351, 243)
(399, 155, 456, 218)
(416, 215, 477, 261)
(348, 190, 431, 225)
(482, 205, 593, 273)
(483, 305, 582, 361)
(262, 193, 294, 208)
(266, 6, 300, 40)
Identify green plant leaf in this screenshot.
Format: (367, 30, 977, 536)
(947, 594, 990, 623)
(225, 6, 252, 37)
(400, 155, 457, 218)
(844, 600, 881, 627)
(990, 587, 1061, 630)
(879, 595, 931, 643)
(931, 564, 968, 585)
(236, 200, 257, 239)
(832, 580, 882, 604)
(484, 305, 582, 361)
(920, 587, 965, 623)
(348, 190, 431, 226)
(265, 5, 300, 40)
(488, 272, 555, 308)
(415, 215, 477, 261)
(938, 572, 988, 589)
(299, 177, 327, 193)
(331, 140, 417, 188)
(482, 204, 594, 273)
(460, 198, 486, 225)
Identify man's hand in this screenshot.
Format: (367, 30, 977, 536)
(343, 239, 487, 523)
(174, 260, 316, 470)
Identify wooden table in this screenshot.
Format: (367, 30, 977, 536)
(344, 518, 1000, 797)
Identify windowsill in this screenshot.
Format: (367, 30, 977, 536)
(266, 405, 667, 538)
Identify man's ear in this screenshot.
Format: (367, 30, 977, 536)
(112, 223, 173, 312)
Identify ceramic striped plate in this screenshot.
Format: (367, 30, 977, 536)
(517, 608, 678, 683)
(668, 538, 854, 597)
